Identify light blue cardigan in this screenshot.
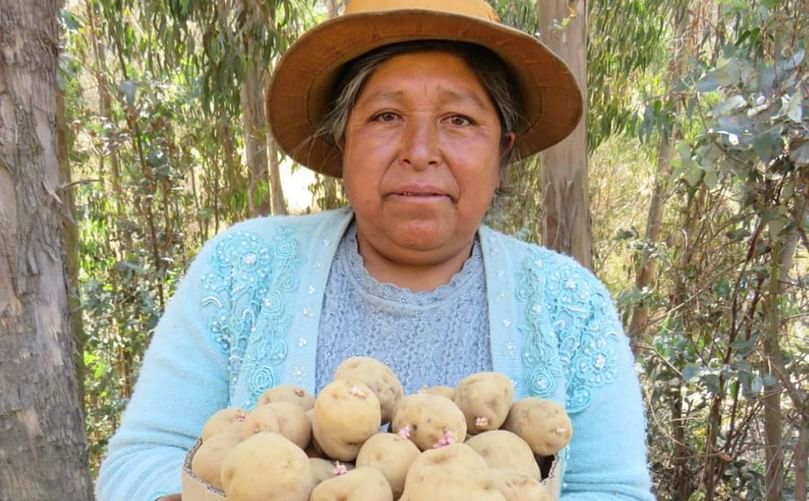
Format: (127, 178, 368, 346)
(96, 208, 655, 500)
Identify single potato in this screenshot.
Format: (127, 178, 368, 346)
(464, 430, 540, 479)
(401, 445, 503, 501)
(238, 404, 280, 440)
(309, 458, 354, 485)
(404, 443, 489, 483)
(309, 466, 393, 501)
(262, 401, 311, 449)
(391, 393, 467, 451)
(257, 384, 315, 411)
(490, 468, 551, 501)
(356, 432, 421, 498)
(333, 356, 403, 424)
(190, 425, 242, 490)
(503, 398, 572, 456)
(221, 432, 314, 501)
(312, 379, 381, 461)
(201, 407, 247, 441)
(454, 372, 514, 434)
(418, 385, 455, 401)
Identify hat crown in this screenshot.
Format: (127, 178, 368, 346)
(345, 0, 499, 21)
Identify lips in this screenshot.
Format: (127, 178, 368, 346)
(386, 185, 454, 201)
(397, 191, 446, 197)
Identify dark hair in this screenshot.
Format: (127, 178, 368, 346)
(316, 40, 524, 170)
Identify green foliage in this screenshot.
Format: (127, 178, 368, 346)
(139, 0, 313, 115)
(589, 0, 673, 150)
(61, 0, 313, 472)
(60, 1, 808, 497)
(622, 1, 809, 498)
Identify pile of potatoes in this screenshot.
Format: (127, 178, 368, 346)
(188, 357, 572, 501)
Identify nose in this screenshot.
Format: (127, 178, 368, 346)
(400, 116, 439, 169)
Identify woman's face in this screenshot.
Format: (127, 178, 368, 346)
(342, 50, 511, 268)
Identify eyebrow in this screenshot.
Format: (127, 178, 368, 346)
(358, 86, 491, 110)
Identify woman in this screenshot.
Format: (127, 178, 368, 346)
(97, 1, 655, 499)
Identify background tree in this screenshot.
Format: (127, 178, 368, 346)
(0, 0, 93, 498)
(45, 0, 809, 497)
(536, 0, 593, 269)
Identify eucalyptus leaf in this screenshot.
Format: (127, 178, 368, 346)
(732, 359, 753, 373)
(701, 374, 722, 395)
(677, 141, 692, 161)
(777, 49, 805, 74)
(767, 217, 785, 238)
(119, 80, 138, 107)
(731, 338, 757, 357)
(786, 91, 803, 123)
(790, 142, 809, 167)
(682, 363, 702, 382)
(713, 95, 747, 115)
(61, 10, 82, 31)
(704, 170, 719, 189)
(697, 74, 720, 93)
(750, 375, 763, 395)
(753, 133, 777, 162)
(684, 162, 703, 188)
(718, 114, 752, 136)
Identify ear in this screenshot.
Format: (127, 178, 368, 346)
(501, 132, 516, 157)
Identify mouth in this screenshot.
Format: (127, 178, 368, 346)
(395, 191, 447, 197)
(388, 191, 453, 203)
(386, 185, 454, 202)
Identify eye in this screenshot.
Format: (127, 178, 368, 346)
(372, 111, 400, 123)
(445, 114, 474, 127)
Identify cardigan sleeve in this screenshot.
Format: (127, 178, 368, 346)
(95, 239, 230, 501)
(555, 268, 656, 500)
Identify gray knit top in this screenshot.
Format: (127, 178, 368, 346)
(315, 223, 492, 394)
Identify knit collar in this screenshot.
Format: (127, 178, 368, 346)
(335, 221, 483, 307)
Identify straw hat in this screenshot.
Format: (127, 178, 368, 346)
(266, 0, 583, 178)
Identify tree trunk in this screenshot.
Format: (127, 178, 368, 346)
(628, 1, 690, 343)
(263, 58, 288, 216)
(241, 38, 274, 216)
(537, 0, 592, 270)
(760, 206, 801, 500)
(56, 84, 85, 410)
(672, 387, 696, 499)
(0, 0, 94, 499)
(797, 420, 808, 501)
(761, 240, 785, 501)
(267, 129, 288, 215)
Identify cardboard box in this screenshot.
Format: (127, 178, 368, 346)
(182, 438, 562, 500)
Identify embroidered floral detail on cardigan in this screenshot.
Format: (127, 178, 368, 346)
(201, 227, 301, 406)
(518, 249, 619, 413)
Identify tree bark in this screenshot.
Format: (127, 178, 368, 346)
(263, 60, 287, 216)
(761, 239, 785, 501)
(672, 387, 696, 499)
(0, 0, 94, 498)
(760, 199, 802, 500)
(241, 48, 273, 217)
(267, 129, 288, 215)
(797, 420, 808, 501)
(537, 0, 592, 270)
(56, 83, 85, 410)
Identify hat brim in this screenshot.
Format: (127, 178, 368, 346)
(267, 9, 583, 178)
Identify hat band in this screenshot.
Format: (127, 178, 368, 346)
(345, 0, 499, 21)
